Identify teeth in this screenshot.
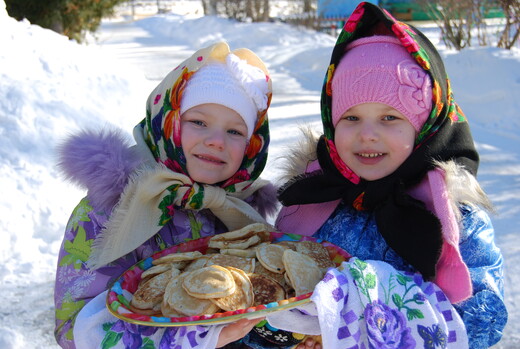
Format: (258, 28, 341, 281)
(359, 153, 383, 158)
(197, 155, 223, 163)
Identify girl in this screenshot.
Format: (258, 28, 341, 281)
(275, 3, 506, 348)
(54, 41, 277, 349)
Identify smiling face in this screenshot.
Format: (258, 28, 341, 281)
(181, 103, 249, 184)
(334, 102, 416, 181)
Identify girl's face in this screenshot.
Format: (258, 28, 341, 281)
(334, 102, 416, 181)
(181, 103, 248, 184)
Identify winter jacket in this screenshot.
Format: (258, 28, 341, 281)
(53, 130, 277, 349)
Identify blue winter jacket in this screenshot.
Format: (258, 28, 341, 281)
(314, 203, 506, 349)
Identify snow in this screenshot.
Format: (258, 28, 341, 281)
(1, 0, 519, 347)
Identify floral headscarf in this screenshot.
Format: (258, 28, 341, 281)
(134, 42, 272, 224)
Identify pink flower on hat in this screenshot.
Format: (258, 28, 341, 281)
(397, 61, 431, 120)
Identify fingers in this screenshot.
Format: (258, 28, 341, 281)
(295, 336, 322, 349)
(236, 317, 264, 331)
(216, 317, 265, 348)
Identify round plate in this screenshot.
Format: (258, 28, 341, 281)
(106, 232, 351, 326)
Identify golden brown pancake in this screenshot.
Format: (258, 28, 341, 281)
(204, 254, 256, 273)
(283, 250, 323, 296)
(131, 268, 179, 310)
(256, 243, 287, 274)
(182, 265, 236, 299)
(210, 267, 254, 311)
(296, 240, 336, 271)
(152, 251, 204, 265)
(248, 272, 286, 306)
(162, 273, 220, 317)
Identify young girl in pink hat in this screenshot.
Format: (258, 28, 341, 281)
(274, 2, 506, 349)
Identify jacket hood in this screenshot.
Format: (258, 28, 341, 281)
(57, 127, 141, 213)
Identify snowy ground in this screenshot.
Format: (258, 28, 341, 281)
(1, 1, 520, 347)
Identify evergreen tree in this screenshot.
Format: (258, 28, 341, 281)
(5, 0, 126, 42)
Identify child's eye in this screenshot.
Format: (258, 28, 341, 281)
(383, 115, 398, 121)
(228, 129, 246, 137)
(342, 115, 358, 121)
(190, 120, 205, 126)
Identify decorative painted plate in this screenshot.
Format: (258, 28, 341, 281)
(106, 232, 351, 326)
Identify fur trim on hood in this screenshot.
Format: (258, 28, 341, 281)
(57, 128, 278, 217)
(57, 127, 141, 213)
(274, 125, 319, 186)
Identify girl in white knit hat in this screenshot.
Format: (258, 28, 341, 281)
(54, 42, 278, 349)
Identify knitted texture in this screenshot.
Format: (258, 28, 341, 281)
(332, 36, 432, 131)
(180, 53, 269, 139)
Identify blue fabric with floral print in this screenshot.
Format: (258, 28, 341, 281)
(314, 203, 507, 349)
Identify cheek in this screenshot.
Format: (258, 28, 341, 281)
(180, 126, 187, 147)
(230, 140, 248, 166)
(334, 128, 351, 160)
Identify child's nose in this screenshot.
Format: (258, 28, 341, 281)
(204, 129, 225, 149)
(359, 124, 378, 142)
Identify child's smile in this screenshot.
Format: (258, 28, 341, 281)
(355, 152, 385, 164)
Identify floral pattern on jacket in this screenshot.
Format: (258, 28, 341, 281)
(314, 203, 506, 349)
(54, 197, 227, 349)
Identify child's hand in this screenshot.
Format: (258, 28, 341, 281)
(294, 336, 322, 349)
(216, 317, 264, 348)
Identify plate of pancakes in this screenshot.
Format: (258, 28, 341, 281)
(106, 223, 351, 326)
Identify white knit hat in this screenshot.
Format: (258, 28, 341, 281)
(180, 53, 269, 139)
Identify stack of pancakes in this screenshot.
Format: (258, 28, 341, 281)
(129, 223, 336, 318)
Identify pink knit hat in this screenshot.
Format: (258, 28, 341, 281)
(332, 36, 432, 132)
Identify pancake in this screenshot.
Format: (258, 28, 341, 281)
(209, 234, 261, 250)
(276, 241, 298, 251)
(256, 243, 287, 274)
(182, 265, 236, 299)
(210, 267, 254, 311)
(295, 241, 335, 271)
(219, 247, 258, 258)
(205, 254, 256, 273)
(131, 268, 179, 310)
(152, 251, 203, 265)
(209, 223, 271, 243)
(283, 250, 323, 296)
(162, 273, 220, 317)
(254, 261, 286, 286)
(182, 255, 211, 273)
(141, 263, 172, 279)
(248, 272, 286, 306)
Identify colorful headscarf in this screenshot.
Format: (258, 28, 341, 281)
(139, 42, 271, 194)
(88, 42, 273, 269)
(278, 2, 478, 302)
